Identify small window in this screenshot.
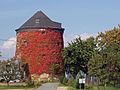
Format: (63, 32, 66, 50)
(41, 31, 45, 34)
(42, 54, 45, 57)
(35, 19, 40, 24)
(23, 40, 28, 46)
(57, 42, 60, 46)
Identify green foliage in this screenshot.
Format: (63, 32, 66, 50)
(27, 80, 41, 87)
(68, 87, 77, 90)
(67, 78, 79, 89)
(59, 76, 79, 89)
(27, 80, 34, 87)
(88, 52, 110, 85)
(87, 86, 120, 90)
(51, 63, 60, 75)
(59, 75, 65, 84)
(88, 25, 120, 86)
(0, 85, 35, 89)
(63, 37, 96, 77)
(33, 81, 41, 87)
(62, 77, 68, 85)
(67, 78, 75, 87)
(59, 75, 68, 85)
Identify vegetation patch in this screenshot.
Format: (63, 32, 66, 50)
(0, 85, 36, 89)
(87, 86, 120, 90)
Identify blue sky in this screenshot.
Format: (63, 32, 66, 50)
(0, 0, 120, 59)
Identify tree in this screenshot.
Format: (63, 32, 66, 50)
(0, 59, 24, 86)
(63, 37, 96, 78)
(88, 26, 120, 86)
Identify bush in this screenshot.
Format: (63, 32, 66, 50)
(74, 79, 79, 89)
(59, 75, 65, 84)
(67, 78, 75, 86)
(59, 75, 68, 85)
(27, 80, 34, 87)
(59, 75, 79, 89)
(62, 77, 68, 85)
(67, 78, 79, 89)
(34, 81, 41, 87)
(27, 80, 41, 87)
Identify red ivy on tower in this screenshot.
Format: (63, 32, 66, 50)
(15, 11, 64, 76)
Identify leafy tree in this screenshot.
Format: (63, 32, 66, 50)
(63, 37, 96, 78)
(88, 26, 120, 86)
(0, 59, 24, 86)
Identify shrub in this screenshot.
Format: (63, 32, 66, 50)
(59, 75, 65, 84)
(26, 80, 34, 87)
(67, 78, 75, 86)
(67, 78, 79, 89)
(74, 79, 79, 89)
(34, 81, 41, 87)
(62, 77, 68, 85)
(27, 80, 41, 87)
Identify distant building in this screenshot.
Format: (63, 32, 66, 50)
(15, 11, 64, 80)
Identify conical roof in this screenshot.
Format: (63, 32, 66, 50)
(16, 11, 62, 31)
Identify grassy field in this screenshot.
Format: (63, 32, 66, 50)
(68, 86, 120, 90)
(0, 85, 36, 90)
(88, 86, 120, 90)
(68, 87, 77, 90)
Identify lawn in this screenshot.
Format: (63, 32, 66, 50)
(68, 87, 77, 90)
(68, 86, 120, 90)
(88, 86, 120, 90)
(0, 85, 36, 90)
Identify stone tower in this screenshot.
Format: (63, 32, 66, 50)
(15, 11, 64, 78)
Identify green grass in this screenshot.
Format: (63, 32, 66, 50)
(68, 87, 77, 90)
(58, 83, 77, 90)
(0, 85, 36, 89)
(58, 83, 66, 86)
(88, 86, 120, 90)
(67, 86, 120, 90)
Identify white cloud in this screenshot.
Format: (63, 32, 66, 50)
(64, 35, 73, 47)
(0, 37, 16, 60)
(2, 37, 16, 49)
(64, 33, 95, 47)
(80, 33, 94, 40)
